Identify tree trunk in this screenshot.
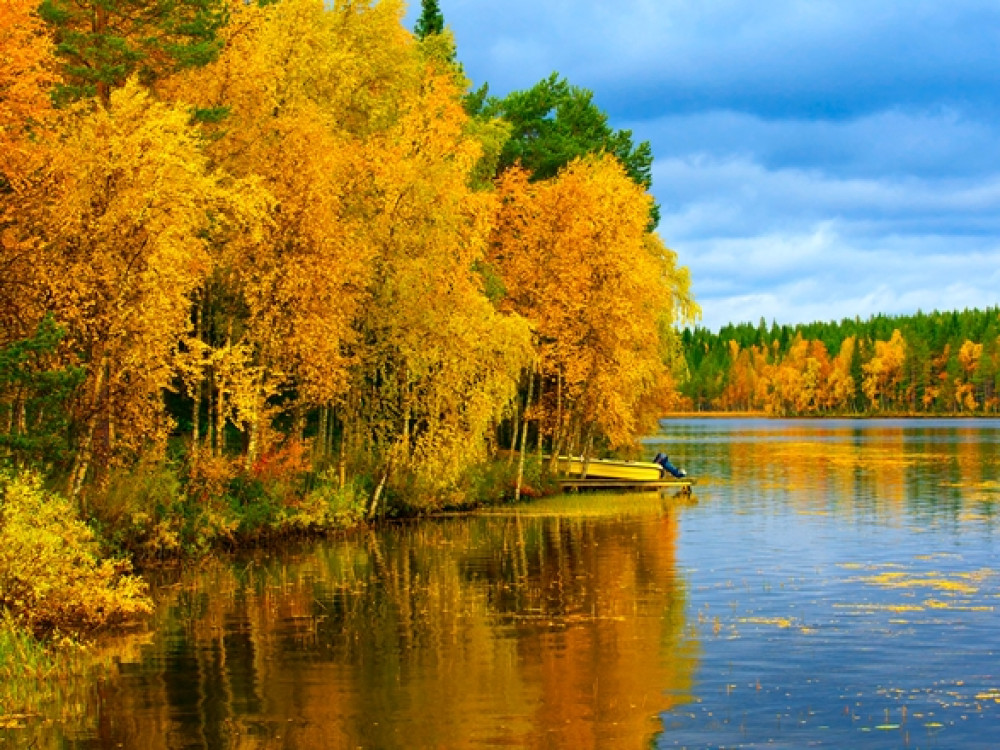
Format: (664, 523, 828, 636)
(14, 392, 25, 437)
(316, 404, 328, 462)
(68, 350, 107, 499)
(547, 370, 564, 474)
(507, 400, 519, 467)
(337, 409, 347, 489)
(191, 298, 203, 464)
(245, 396, 261, 472)
(213, 366, 224, 457)
(514, 364, 535, 503)
(367, 456, 392, 519)
(534, 371, 544, 461)
(579, 424, 594, 479)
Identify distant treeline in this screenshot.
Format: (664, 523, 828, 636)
(679, 307, 1000, 415)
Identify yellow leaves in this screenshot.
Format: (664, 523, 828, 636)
(351, 63, 533, 489)
(736, 616, 796, 628)
(5, 0, 693, 500)
(489, 155, 692, 447)
(855, 570, 979, 595)
(717, 332, 860, 414)
(862, 329, 907, 407)
(29, 78, 269, 466)
(0, 469, 152, 636)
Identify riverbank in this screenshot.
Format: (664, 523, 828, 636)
(12, 418, 1000, 748)
(0, 450, 563, 725)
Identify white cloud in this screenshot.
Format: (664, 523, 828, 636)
(679, 225, 1000, 330)
(402, 1, 1000, 330)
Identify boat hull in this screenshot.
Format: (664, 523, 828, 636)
(557, 457, 663, 482)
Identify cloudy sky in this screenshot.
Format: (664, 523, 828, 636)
(404, 0, 1000, 331)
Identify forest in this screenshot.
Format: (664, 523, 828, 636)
(680, 307, 1000, 415)
(0, 0, 696, 642)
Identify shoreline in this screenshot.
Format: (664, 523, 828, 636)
(662, 411, 1000, 419)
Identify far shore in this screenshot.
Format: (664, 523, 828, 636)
(663, 411, 999, 419)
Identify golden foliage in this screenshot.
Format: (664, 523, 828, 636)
(491, 157, 696, 448)
(30, 79, 267, 486)
(0, 469, 152, 636)
(862, 329, 907, 409)
(0, 0, 57, 187)
(718, 335, 858, 415)
(1, 0, 698, 517)
(353, 61, 533, 493)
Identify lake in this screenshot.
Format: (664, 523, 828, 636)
(16, 418, 1000, 748)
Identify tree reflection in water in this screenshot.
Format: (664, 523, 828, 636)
(66, 499, 697, 749)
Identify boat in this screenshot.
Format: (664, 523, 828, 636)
(556, 456, 664, 482)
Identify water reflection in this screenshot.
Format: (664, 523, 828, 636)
(64, 505, 696, 749)
(21, 418, 1000, 748)
(649, 418, 1000, 748)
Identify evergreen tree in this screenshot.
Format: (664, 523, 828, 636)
(38, 0, 228, 107)
(478, 73, 660, 228)
(414, 0, 445, 39)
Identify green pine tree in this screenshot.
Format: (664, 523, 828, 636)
(38, 0, 228, 107)
(414, 0, 446, 39)
(479, 73, 659, 228)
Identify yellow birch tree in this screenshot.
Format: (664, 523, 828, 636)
(32, 80, 265, 492)
(490, 157, 696, 455)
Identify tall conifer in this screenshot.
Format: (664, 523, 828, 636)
(414, 0, 445, 39)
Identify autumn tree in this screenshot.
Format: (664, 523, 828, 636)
(490, 157, 695, 459)
(955, 339, 983, 411)
(718, 342, 754, 411)
(825, 336, 857, 412)
(28, 80, 264, 493)
(862, 329, 907, 410)
(0, 0, 58, 189)
(349, 63, 532, 509)
(478, 74, 658, 227)
(159, 0, 420, 465)
(164, 0, 532, 508)
(682, 308, 1000, 415)
(1, 0, 60, 353)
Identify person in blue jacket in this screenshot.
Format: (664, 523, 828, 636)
(652, 452, 687, 478)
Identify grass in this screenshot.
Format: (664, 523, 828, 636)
(0, 614, 60, 726)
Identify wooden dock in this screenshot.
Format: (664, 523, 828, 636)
(557, 478, 696, 493)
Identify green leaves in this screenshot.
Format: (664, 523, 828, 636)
(39, 0, 228, 107)
(414, 0, 445, 39)
(0, 315, 84, 466)
(480, 73, 657, 225)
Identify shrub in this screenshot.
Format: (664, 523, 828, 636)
(86, 460, 187, 560)
(0, 469, 152, 637)
(295, 471, 366, 529)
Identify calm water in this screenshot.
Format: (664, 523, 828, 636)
(18, 418, 1000, 748)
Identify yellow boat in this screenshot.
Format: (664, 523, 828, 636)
(557, 456, 664, 482)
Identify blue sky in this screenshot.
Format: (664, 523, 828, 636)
(404, 1, 1000, 331)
